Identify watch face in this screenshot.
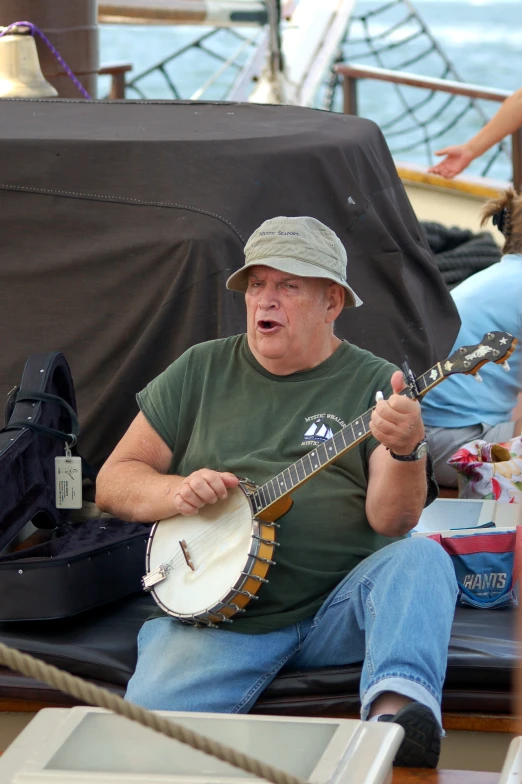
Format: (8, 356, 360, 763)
(417, 441, 429, 459)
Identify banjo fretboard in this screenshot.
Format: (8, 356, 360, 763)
(250, 362, 444, 515)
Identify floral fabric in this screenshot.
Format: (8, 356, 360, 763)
(448, 436, 522, 501)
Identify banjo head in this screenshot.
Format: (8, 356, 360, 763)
(147, 485, 254, 618)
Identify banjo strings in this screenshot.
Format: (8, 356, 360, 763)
(161, 506, 249, 572)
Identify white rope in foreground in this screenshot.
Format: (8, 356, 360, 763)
(0, 641, 307, 784)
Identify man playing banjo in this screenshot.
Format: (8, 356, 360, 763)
(96, 216, 457, 769)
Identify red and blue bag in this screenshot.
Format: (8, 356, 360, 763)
(429, 528, 522, 609)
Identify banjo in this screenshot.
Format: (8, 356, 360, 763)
(142, 331, 516, 627)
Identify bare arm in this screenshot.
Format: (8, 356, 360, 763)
(429, 87, 522, 178)
(95, 412, 238, 522)
(365, 371, 427, 536)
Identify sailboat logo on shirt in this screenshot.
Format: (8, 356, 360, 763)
(302, 412, 347, 446)
(303, 420, 334, 443)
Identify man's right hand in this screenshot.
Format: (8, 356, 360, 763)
(173, 469, 239, 516)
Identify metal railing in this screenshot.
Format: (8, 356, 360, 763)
(334, 63, 522, 191)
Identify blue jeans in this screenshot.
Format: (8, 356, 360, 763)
(125, 537, 457, 728)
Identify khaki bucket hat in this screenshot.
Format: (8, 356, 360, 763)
(226, 216, 362, 308)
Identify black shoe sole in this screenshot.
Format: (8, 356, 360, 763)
(381, 703, 441, 768)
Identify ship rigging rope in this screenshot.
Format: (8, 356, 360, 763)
(324, 0, 510, 179)
(0, 640, 307, 784)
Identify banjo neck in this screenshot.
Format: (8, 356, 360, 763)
(251, 360, 456, 521)
(253, 327, 518, 521)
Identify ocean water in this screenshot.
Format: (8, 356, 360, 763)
(99, 0, 521, 179)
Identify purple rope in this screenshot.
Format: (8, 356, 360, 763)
(0, 21, 92, 100)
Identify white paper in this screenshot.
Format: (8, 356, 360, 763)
(55, 456, 83, 509)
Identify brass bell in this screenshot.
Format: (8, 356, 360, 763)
(0, 26, 57, 98)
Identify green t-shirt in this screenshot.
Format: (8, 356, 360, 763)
(138, 335, 400, 633)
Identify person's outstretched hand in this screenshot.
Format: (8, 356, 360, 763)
(428, 144, 474, 178)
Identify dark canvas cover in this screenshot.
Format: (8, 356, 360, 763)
(0, 99, 459, 469)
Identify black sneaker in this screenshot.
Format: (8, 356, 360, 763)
(378, 703, 441, 768)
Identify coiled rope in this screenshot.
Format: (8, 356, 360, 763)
(420, 221, 501, 289)
(0, 641, 306, 784)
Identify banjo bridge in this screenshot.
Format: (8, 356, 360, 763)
(142, 564, 167, 590)
(179, 539, 196, 571)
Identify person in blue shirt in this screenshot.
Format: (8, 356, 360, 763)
(422, 188, 522, 487)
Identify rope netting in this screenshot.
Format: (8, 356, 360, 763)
(320, 0, 512, 180)
(116, 26, 263, 101)
(99, 1, 280, 101)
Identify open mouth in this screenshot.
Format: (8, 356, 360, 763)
(257, 319, 282, 333)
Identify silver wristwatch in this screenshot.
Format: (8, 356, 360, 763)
(389, 438, 429, 462)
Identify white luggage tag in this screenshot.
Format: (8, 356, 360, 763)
(55, 437, 82, 509)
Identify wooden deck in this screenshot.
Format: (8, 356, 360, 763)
(394, 773, 497, 783)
